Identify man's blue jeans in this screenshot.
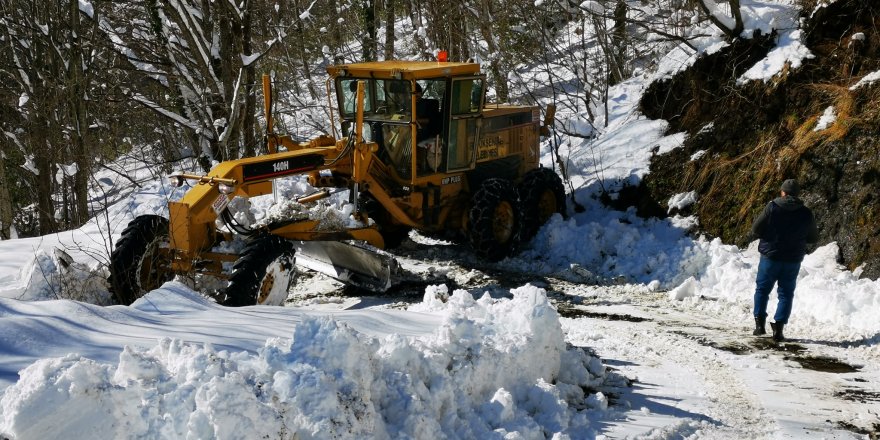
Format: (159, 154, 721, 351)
(754, 255, 801, 324)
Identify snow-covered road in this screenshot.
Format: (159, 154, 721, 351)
(276, 234, 880, 438)
(554, 282, 880, 439)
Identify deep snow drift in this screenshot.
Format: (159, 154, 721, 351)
(0, 284, 615, 439)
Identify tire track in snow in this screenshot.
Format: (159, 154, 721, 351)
(553, 284, 879, 439)
(559, 299, 771, 438)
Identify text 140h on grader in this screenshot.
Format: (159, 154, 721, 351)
(108, 60, 566, 306)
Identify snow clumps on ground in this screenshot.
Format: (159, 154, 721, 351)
(0, 284, 611, 440)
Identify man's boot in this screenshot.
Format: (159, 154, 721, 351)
(752, 316, 766, 336)
(770, 322, 785, 342)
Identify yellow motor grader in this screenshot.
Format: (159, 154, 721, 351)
(108, 60, 565, 306)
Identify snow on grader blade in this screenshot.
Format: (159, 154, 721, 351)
(108, 60, 565, 306)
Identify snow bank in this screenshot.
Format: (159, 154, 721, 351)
(506, 188, 880, 339)
(513, 198, 707, 289)
(0, 285, 610, 439)
(665, 239, 880, 337)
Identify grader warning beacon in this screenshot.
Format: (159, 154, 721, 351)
(108, 60, 566, 306)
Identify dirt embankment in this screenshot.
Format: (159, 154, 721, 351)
(636, 0, 880, 277)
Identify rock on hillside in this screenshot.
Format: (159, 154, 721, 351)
(637, 0, 880, 277)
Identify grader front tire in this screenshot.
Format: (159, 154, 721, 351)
(224, 235, 296, 307)
(108, 215, 173, 305)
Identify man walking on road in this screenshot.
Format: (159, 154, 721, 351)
(750, 179, 819, 342)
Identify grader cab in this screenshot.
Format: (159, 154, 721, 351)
(108, 60, 566, 306)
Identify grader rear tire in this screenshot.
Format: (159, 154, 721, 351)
(468, 178, 522, 262)
(518, 167, 566, 241)
(224, 235, 296, 307)
(108, 215, 173, 305)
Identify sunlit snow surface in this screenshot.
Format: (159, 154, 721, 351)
(2, 0, 880, 438)
(0, 284, 612, 439)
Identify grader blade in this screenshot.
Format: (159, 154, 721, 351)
(294, 241, 397, 292)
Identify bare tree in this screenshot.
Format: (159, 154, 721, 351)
(470, 0, 510, 102)
(609, 0, 628, 85)
(404, 0, 432, 59)
(697, 0, 744, 39)
(423, 0, 468, 61)
(66, 0, 94, 225)
(1, 0, 73, 234)
(384, 0, 396, 59)
(0, 141, 13, 239)
(363, 0, 379, 61)
(84, 0, 281, 167)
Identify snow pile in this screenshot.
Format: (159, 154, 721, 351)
(514, 198, 707, 289)
(0, 176, 178, 303)
(232, 176, 366, 232)
(738, 29, 815, 84)
(0, 285, 610, 439)
(505, 186, 880, 338)
(667, 191, 698, 213)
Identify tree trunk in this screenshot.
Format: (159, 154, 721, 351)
(328, 0, 345, 64)
(477, 0, 508, 102)
(384, 0, 395, 60)
(292, 0, 317, 98)
(698, 0, 744, 39)
(34, 134, 57, 235)
(33, 2, 58, 234)
(68, 0, 91, 225)
(363, 0, 377, 61)
(406, 0, 430, 59)
(242, 3, 256, 157)
(215, 4, 234, 161)
(0, 146, 13, 239)
(609, 0, 628, 85)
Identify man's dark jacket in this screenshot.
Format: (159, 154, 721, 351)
(751, 196, 819, 262)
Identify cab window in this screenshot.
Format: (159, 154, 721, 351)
(447, 77, 484, 171)
(337, 78, 412, 123)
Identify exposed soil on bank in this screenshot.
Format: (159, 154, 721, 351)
(632, 0, 880, 277)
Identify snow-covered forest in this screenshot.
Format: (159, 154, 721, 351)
(0, 0, 730, 239)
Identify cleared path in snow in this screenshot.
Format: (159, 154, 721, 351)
(552, 283, 880, 439)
